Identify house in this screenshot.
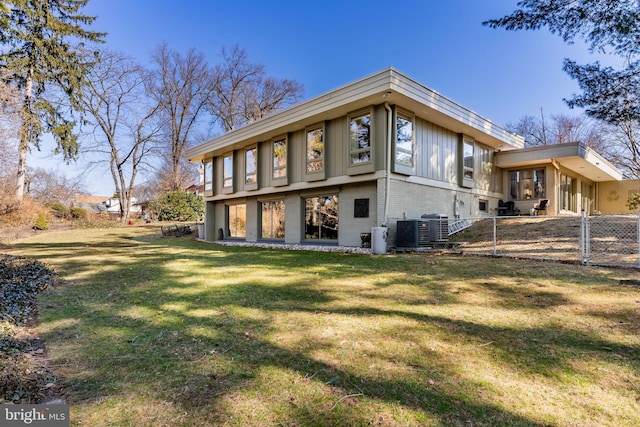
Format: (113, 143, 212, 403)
(185, 68, 624, 247)
(73, 194, 143, 218)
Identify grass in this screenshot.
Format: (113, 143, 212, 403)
(4, 226, 640, 426)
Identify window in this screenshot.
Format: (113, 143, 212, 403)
(349, 112, 371, 165)
(223, 154, 233, 189)
(272, 137, 287, 179)
(463, 140, 474, 180)
(509, 168, 546, 200)
(228, 204, 246, 238)
(304, 195, 338, 240)
(395, 112, 414, 166)
(560, 173, 576, 212)
(261, 200, 285, 239)
(479, 199, 488, 213)
(204, 160, 213, 194)
(306, 126, 324, 173)
(245, 147, 257, 184)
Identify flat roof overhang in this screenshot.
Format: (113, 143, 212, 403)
(186, 68, 524, 162)
(495, 142, 623, 182)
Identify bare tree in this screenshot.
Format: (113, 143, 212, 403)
(207, 45, 304, 132)
(79, 50, 162, 223)
(603, 120, 640, 179)
(506, 111, 607, 150)
(26, 168, 85, 205)
(148, 43, 213, 191)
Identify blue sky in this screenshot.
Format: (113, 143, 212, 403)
(31, 0, 620, 195)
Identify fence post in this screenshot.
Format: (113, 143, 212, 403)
(493, 216, 497, 256)
(580, 210, 585, 265)
(637, 212, 640, 268)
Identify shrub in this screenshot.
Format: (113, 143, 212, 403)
(47, 202, 68, 218)
(70, 207, 88, 219)
(33, 212, 48, 230)
(153, 191, 204, 222)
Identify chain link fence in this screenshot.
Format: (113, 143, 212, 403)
(445, 213, 640, 268)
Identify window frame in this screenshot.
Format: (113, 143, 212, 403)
(203, 159, 213, 195)
(271, 135, 288, 186)
(245, 146, 258, 190)
(305, 123, 325, 181)
(260, 199, 285, 240)
(222, 152, 234, 193)
(303, 194, 339, 242)
(508, 168, 546, 201)
(226, 202, 246, 239)
(459, 135, 475, 188)
(393, 108, 415, 175)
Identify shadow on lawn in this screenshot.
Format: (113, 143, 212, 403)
(8, 232, 639, 425)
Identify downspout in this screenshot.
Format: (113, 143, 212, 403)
(384, 102, 392, 226)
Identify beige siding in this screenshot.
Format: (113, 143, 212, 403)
(337, 183, 378, 246)
(597, 179, 640, 214)
(417, 119, 458, 184)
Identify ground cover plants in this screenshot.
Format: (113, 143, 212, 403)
(4, 227, 640, 426)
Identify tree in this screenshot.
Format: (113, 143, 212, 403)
(207, 45, 304, 132)
(79, 50, 162, 223)
(26, 167, 85, 205)
(151, 190, 203, 222)
(0, 68, 20, 212)
(148, 43, 213, 191)
(506, 111, 607, 151)
(0, 0, 104, 201)
(485, 1, 640, 179)
(484, 1, 640, 122)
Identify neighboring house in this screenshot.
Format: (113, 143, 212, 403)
(74, 194, 142, 218)
(185, 165, 205, 196)
(185, 68, 625, 247)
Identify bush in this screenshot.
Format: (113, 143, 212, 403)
(47, 202, 68, 218)
(153, 191, 204, 222)
(69, 207, 88, 219)
(33, 213, 48, 230)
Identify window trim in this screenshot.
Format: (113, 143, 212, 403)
(259, 199, 285, 240)
(226, 202, 246, 239)
(222, 152, 234, 194)
(508, 167, 546, 201)
(304, 123, 325, 181)
(347, 108, 374, 175)
(393, 108, 415, 175)
(459, 134, 474, 188)
(244, 146, 258, 190)
(303, 194, 339, 242)
(203, 159, 213, 196)
(271, 135, 288, 186)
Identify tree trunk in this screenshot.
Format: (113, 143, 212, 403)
(16, 71, 33, 202)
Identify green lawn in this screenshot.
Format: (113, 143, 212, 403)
(6, 226, 640, 426)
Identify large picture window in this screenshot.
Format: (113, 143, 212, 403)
(306, 126, 324, 173)
(509, 168, 546, 200)
(228, 204, 246, 238)
(349, 112, 371, 165)
(223, 154, 233, 189)
(261, 200, 285, 239)
(245, 147, 257, 184)
(304, 195, 338, 241)
(395, 112, 414, 166)
(272, 137, 287, 179)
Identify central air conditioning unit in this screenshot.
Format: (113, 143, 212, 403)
(396, 220, 431, 249)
